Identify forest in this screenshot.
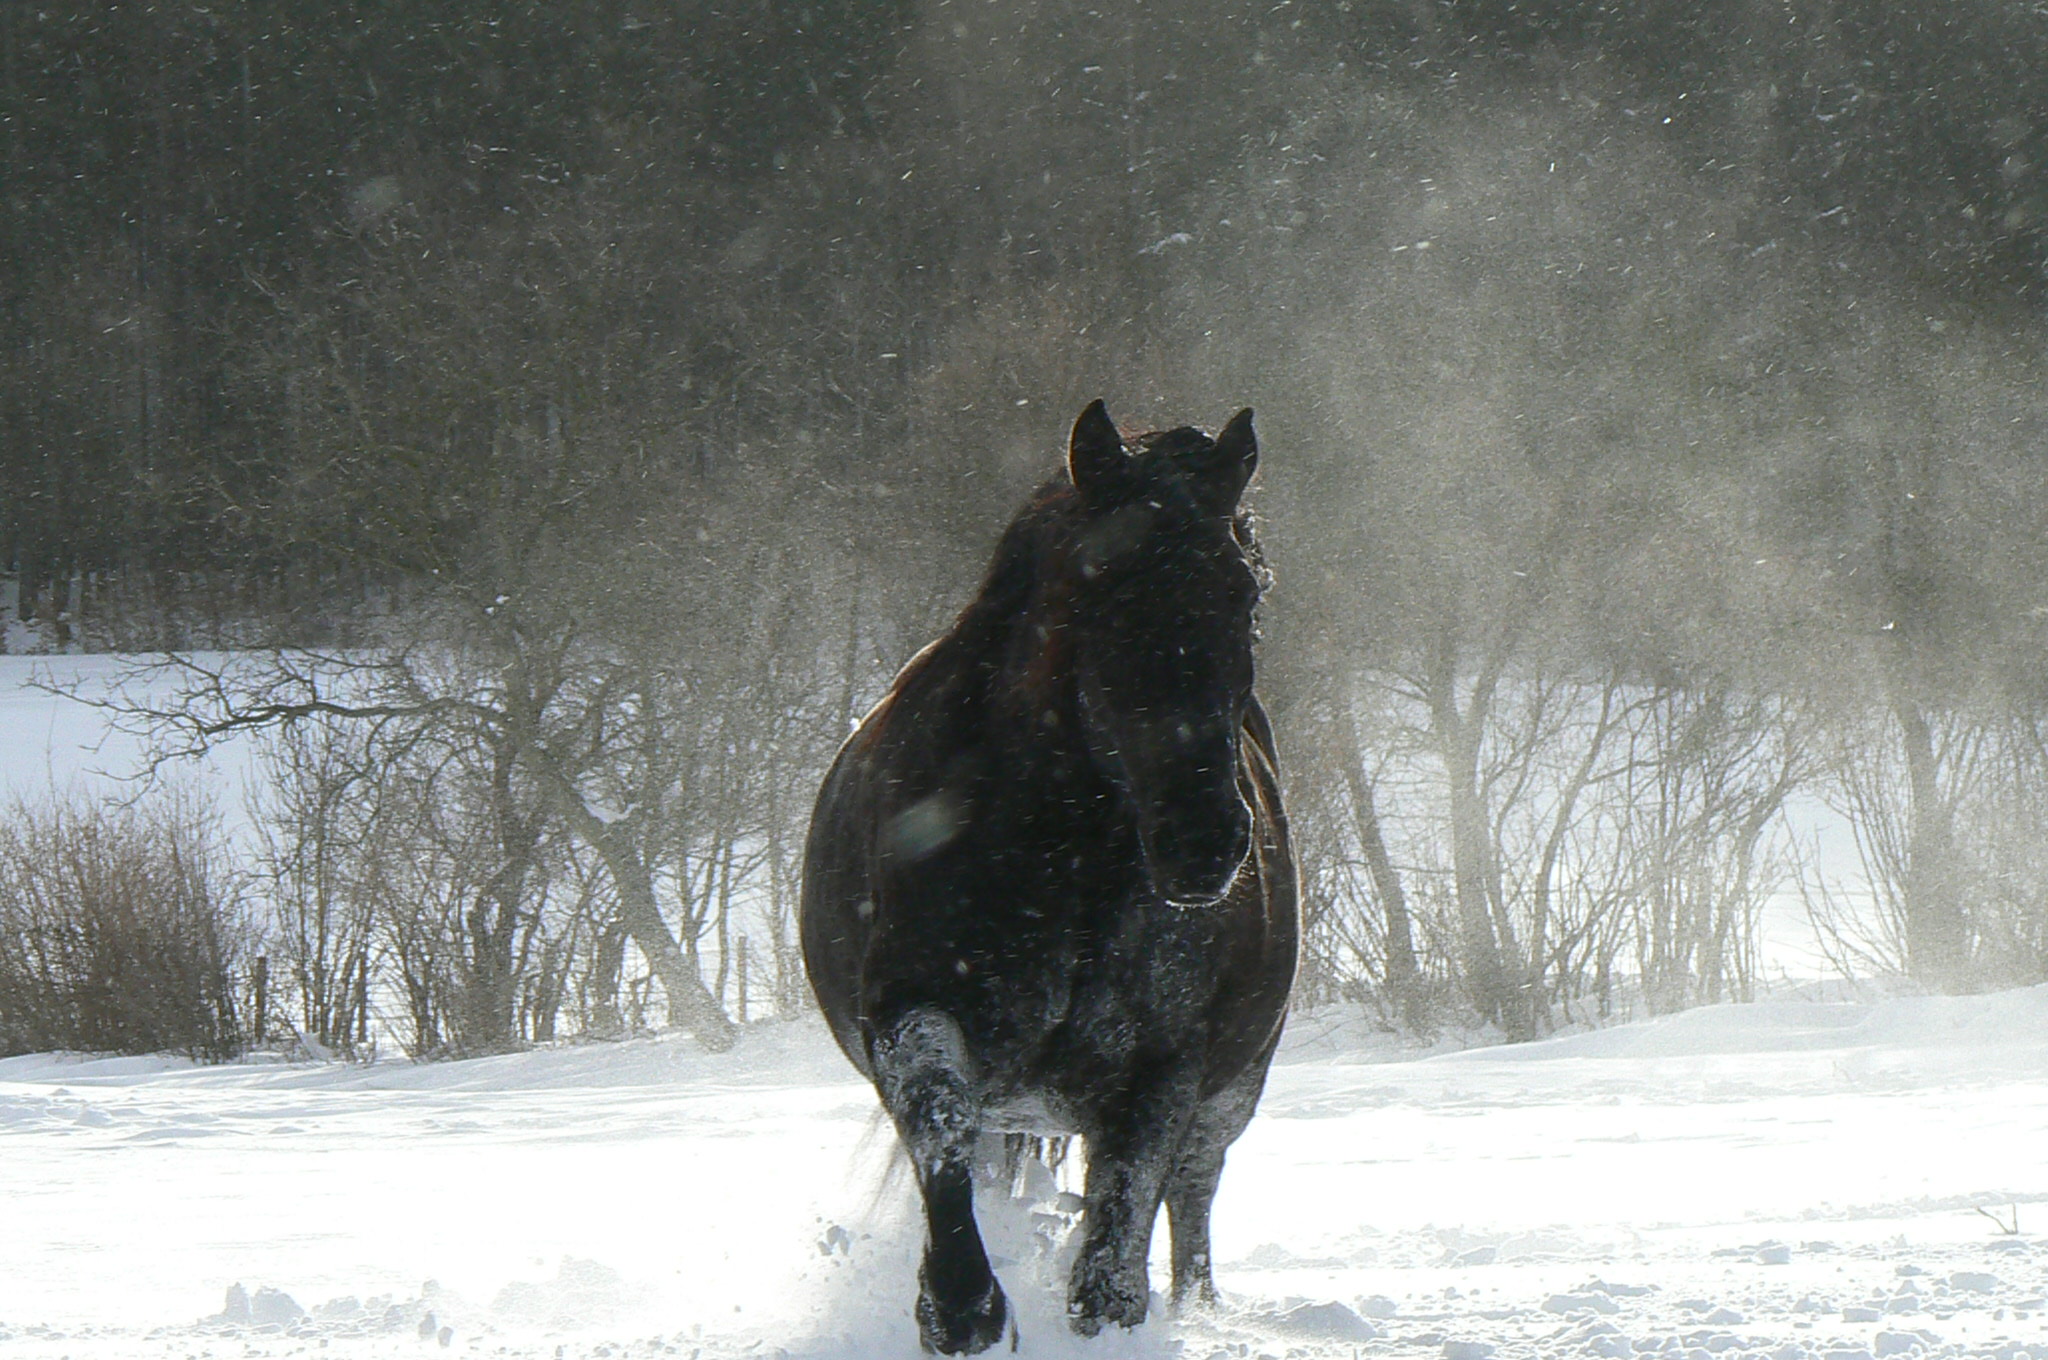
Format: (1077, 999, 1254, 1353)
(6, 0, 2048, 1059)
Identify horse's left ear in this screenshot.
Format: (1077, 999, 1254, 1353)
(1187, 407, 1257, 514)
(1069, 399, 1130, 500)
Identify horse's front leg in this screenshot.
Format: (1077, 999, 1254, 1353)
(1165, 1045, 1274, 1311)
(1067, 1060, 1200, 1335)
(873, 1008, 1012, 1355)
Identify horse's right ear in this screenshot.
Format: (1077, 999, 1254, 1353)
(1068, 399, 1127, 498)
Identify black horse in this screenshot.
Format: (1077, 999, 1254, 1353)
(801, 400, 1297, 1354)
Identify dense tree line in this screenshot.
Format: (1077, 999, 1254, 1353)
(7, 2, 2048, 1052)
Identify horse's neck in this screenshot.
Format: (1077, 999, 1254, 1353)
(922, 602, 1070, 759)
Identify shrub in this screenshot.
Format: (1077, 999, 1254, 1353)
(0, 790, 251, 1060)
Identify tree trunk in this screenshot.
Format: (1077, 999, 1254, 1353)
(1441, 731, 1524, 1036)
(1525, 681, 1618, 1033)
(1877, 441, 1971, 994)
(1336, 708, 1420, 1023)
(1423, 631, 1530, 1039)
(524, 749, 735, 1049)
(587, 917, 626, 1037)
(458, 754, 538, 1055)
(1893, 694, 1969, 992)
(1427, 705, 1521, 1035)
(610, 844, 736, 1051)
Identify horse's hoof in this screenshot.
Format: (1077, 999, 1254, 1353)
(1066, 1271, 1149, 1336)
(916, 1276, 1010, 1355)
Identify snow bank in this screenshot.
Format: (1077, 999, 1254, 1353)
(1443, 987, 2048, 1064)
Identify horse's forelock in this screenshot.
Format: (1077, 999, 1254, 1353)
(964, 454, 1265, 643)
(1133, 425, 1212, 460)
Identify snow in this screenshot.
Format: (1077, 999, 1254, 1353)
(0, 654, 146, 800)
(0, 654, 257, 820)
(3, 991, 2046, 1359)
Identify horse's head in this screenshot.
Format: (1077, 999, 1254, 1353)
(1053, 399, 1264, 906)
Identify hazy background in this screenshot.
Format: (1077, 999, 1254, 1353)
(5, 1, 2048, 1059)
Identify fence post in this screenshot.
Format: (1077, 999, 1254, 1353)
(356, 951, 370, 1050)
(252, 955, 268, 1045)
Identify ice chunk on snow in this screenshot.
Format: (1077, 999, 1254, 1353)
(1590, 1280, 1656, 1297)
(1274, 1300, 1379, 1340)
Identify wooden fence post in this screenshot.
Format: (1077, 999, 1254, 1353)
(252, 955, 268, 1044)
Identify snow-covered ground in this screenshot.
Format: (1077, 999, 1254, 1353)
(3, 990, 2044, 1360)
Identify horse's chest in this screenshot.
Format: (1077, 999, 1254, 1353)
(1079, 895, 1219, 1007)
(873, 785, 1228, 1117)
(982, 837, 1216, 1016)
(941, 889, 1212, 1033)
(968, 909, 1220, 1133)
(1009, 893, 1226, 1095)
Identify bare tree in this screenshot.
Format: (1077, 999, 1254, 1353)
(247, 718, 381, 1055)
(1624, 687, 1806, 1013)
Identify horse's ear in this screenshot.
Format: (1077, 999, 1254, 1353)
(1187, 407, 1257, 514)
(1068, 399, 1128, 499)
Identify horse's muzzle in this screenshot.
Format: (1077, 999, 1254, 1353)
(1148, 813, 1251, 907)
